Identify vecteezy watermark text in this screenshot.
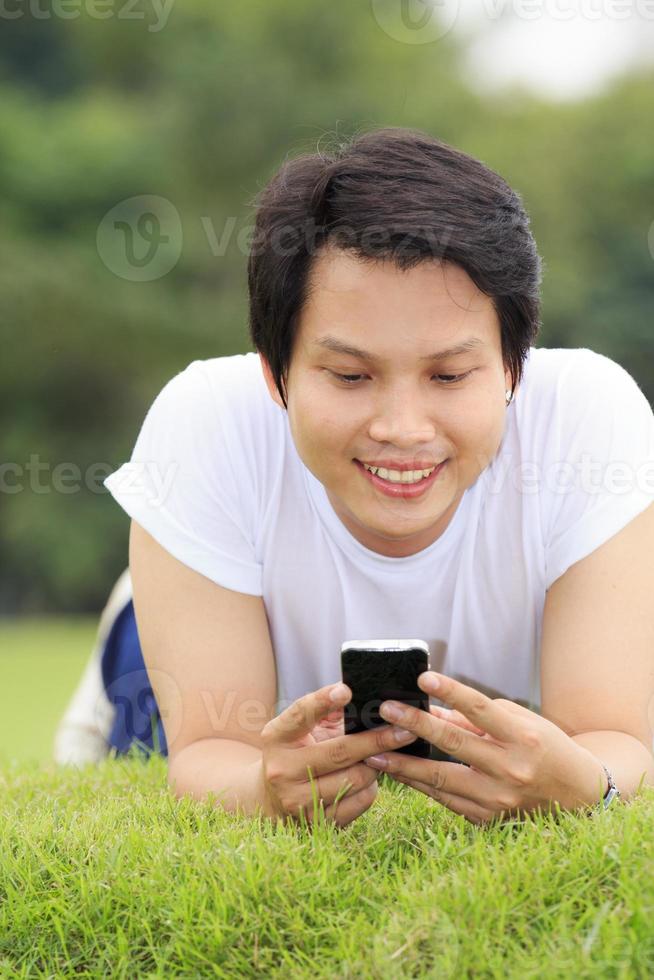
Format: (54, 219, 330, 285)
(3, 453, 653, 502)
(0, 456, 179, 506)
(481, 452, 654, 496)
(370, 0, 654, 47)
(0, 0, 175, 31)
(477, 0, 654, 21)
(97, 194, 463, 281)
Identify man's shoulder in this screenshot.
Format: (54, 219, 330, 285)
(522, 344, 599, 381)
(518, 346, 633, 415)
(522, 346, 649, 411)
(172, 351, 279, 422)
(184, 351, 267, 394)
(148, 351, 283, 468)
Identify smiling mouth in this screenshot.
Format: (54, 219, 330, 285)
(359, 462, 436, 484)
(354, 458, 449, 497)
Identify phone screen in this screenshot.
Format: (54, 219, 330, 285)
(340, 639, 450, 762)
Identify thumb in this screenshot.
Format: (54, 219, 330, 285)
(263, 682, 351, 746)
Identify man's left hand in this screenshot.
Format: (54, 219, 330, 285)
(363, 671, 609, 825)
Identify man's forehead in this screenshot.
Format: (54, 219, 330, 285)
(304, 250, 494, 315)
(296, 250, 501, 357)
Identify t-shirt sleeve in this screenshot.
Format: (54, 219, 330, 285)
(103, 360, 263, 595)
(542, 349, 654, 590)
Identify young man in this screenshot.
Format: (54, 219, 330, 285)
(55, 127, 654, 827)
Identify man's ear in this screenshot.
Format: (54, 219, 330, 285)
(258, 353, 287, 409)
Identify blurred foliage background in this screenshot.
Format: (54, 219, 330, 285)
(1, 0, 653, 616)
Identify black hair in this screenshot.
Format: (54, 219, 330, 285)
(247, 126, 542, 408)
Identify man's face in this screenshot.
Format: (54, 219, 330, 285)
(260, 248, 515, 557)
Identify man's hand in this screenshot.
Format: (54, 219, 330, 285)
(362, 671, 609, 825)
(260, 684, 416, 827)
(257, 682, 418, 827)
(310, 707, 346, 743)
(311, 702, 483, 745)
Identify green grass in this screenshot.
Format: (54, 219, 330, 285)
(2, 619, 654, 977)
(0, 616, 98, 765)
(1, 753, 653, 978)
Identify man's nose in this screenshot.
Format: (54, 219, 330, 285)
(367, 389, 438, 447)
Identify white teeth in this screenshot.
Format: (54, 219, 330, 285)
(362, 463, 436, 484)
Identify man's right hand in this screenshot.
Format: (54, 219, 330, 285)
(256, 682, 418, 827)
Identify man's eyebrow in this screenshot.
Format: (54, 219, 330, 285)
(313, 335, 485, 361)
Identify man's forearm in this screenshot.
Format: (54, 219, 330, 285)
(571, 730, 654, 801)
(167, 737, 271, 818)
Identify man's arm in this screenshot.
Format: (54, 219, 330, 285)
(167, 738, 269, 817)
(540, 502, 654, 800)
(128, 519, 278, 816)
(569, 731, 654, 798)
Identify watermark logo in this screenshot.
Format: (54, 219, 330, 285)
(96, 195, 182, 281)
(101, 667, 183, 752)
(370, 0, 458, 44)
(96, 198, 458, 280)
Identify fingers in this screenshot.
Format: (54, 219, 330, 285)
(429, 704, 486, 737)
(280, 764, 379, 828)
(313, 710, 346, 735)
(262, 725, 411, 823)
(324, 707, 346, 724)
(263, 682, 352, 746)
(311, 717, 346, 743)
(378, 698, 501, 775)
(390, 774, 497, 826)
(294, 722, 418, 781)
(323, 779, 379, 828)
(370, 747, 500, 825)
(418, 672, 520, 742)
(260, 685, 414, 824)
(306, 760, 379, 811)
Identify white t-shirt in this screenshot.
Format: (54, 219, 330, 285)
(103, 347, 654, 715)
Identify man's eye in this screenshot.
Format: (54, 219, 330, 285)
(436, 372, 472, 385)
(331, 371, 473, 386)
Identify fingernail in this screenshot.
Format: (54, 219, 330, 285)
(366, 755, 388, 768)
(422, 671, 440, 691)
(380, 701, 404, 722)
(329, 683, 348, 702)
(393, 727, 415, 742)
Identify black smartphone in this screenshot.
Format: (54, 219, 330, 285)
(340, 639, 450, 762)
